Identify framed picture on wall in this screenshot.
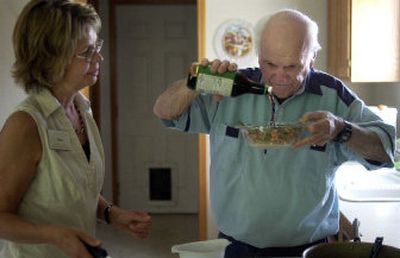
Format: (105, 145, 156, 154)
(213, 19, 256, 68)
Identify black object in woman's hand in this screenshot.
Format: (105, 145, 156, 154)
(82, 241, 109, 258)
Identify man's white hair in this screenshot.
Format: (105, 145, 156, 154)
(255, 9, 321, 57)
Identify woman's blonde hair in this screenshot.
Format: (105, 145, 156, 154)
(12, 0, 101, 92)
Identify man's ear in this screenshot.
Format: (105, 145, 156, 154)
(309, 52, 317, 68)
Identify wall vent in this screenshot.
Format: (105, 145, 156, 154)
(149, 167, 172, 201)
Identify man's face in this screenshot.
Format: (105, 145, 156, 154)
(258, 28, 314, 99)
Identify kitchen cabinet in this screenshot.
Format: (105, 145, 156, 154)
(328, 0, 400, 82)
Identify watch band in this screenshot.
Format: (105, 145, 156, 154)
(104, 203, 113, 224)
(333, 120, 352, 143)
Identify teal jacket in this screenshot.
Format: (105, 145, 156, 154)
(161, 68, 395, 248)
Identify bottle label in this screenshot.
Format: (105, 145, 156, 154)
(196, 66, 234, 96)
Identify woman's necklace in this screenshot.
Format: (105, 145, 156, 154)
(74, 104, 85, 136)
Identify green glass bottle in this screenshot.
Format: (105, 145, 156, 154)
(187, 64, 270, 97)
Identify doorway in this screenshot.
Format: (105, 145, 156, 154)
(105, 1, 199, 213)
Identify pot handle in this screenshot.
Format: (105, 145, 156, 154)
(352, 218, 361, 242)
(369, 237, 384, 258)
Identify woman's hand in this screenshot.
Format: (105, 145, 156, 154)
(109, 206, 151, 239)
(43, 224, 101, 258)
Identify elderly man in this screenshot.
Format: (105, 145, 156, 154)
(153, 9, 394, 257)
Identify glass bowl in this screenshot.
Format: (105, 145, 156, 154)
(239, 122, 306, 148)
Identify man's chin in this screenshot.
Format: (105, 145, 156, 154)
(271, 84, 300, 99)
(271, 87, 289, 97)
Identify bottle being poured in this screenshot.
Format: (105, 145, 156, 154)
(187, 64, 271, 97)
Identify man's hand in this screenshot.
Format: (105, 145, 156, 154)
(192, 58, 238, 102)
(292, 111, 345, 148)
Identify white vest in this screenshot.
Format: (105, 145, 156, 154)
(1, 89, 105, 258)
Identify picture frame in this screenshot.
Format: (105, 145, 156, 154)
(213, 19, 256, 67)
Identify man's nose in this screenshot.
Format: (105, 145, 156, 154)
(272, 68, 289, 82)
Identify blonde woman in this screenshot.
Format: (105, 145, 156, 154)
(0, 1, 150, 257)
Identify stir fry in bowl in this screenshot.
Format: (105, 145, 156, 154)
(240, 123, 305, 148)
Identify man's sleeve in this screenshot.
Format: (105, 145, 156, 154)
(160, 94, 216, 134)
(337, 100, 396, 169)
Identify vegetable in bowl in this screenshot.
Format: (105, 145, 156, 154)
(240, 123, 305, 148)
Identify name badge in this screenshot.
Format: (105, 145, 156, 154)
(48, 129, 72, 150)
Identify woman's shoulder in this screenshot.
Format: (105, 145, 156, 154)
(0, 112, 42, 192)
(2, 111, 39, 139)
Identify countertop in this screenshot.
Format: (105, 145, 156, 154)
(337, 162, 400, 248)
(339, 201, 400, 248)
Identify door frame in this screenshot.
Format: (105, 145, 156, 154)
(108, 0, 207, 240)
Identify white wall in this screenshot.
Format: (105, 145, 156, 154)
(0, 0, 28, 126)
(205, 0, 328, 70)
(350, 82, 400, 136)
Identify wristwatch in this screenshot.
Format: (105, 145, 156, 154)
(333, 120, 352, 143)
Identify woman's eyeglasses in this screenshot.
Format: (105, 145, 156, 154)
(75, 39, 104, 61)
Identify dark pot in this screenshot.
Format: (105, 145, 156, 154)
(303, 242, 400, 258)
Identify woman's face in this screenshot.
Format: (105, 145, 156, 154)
(61, 25, 103, 91)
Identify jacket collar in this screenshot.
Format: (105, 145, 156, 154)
(32, 88, 91, 118)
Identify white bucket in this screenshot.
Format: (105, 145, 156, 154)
(171, 239, 230, 258)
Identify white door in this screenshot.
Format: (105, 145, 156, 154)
(116, 5, 198, 213)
